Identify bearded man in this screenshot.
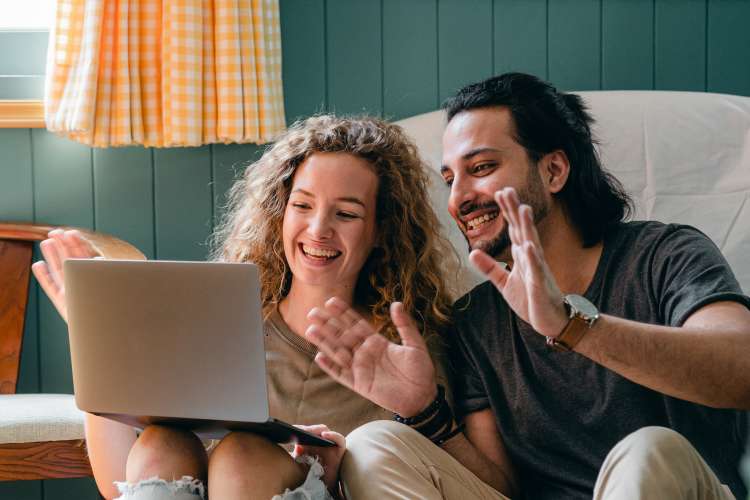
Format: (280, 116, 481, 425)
(305, 73, 750, 500)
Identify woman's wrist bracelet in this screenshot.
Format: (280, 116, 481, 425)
(433, 423, 464, 446)
(393, 385, 444, 426)
(411, 395, 453, 438)
(393, 384, 456, 442)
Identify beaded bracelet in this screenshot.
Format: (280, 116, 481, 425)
(411, 395, 453, 439)
(434, 423, 465, 446)
(393, 385, 445, 426)
(393, 385, 457, 444)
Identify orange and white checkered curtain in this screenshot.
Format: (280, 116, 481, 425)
(44, 0, 285, 147)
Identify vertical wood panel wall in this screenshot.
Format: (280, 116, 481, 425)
(1, 0, 749, 498)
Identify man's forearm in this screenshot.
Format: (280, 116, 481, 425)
(575, 309, 750, 409)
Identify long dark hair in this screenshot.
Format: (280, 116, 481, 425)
(444, 72, 633, 247)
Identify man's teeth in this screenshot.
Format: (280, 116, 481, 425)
(467, 212, 499, 230)
(302, 245, 340, 258)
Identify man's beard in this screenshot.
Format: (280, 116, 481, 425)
(465, 167, 550, 259)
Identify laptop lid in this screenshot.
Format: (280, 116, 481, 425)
(64, 259, 270, 424)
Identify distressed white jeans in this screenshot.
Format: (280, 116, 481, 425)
(114, 455, 334, 500)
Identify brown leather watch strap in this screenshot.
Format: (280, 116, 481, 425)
(546, 315, 590, 352)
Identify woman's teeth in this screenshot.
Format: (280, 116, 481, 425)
(302, 245, 340, 259)
(467, 212, 499, 230)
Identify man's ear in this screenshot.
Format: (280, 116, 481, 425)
(540, 150, 570, 194)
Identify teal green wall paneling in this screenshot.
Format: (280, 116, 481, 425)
(32, 131, 93, 229)
(494, 0, 548, 79)
(93, 148, 155, 259)
(438, 0, 493, 103)
(154, 147, 213, 261)
(655, 0, 706, 92)
(211, 143, 263, 227)
(548, 0, 601, 91)
(708, 0, 750, 96)
(383, 0, 438, 120)
(37, 297, 70, 391)
(0, 129, 34, 220)
(602, 0, 653, 90)
(280, 0, 326, 123)
(32, 130, 93, 395)
(326, 0, 382, 115)
(0, 480, 41, 499)
(42, 477, 99, 500)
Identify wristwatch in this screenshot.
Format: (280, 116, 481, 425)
(546, 294, 599, 352)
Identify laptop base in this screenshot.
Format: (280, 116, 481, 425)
(96, 413, 336, 446)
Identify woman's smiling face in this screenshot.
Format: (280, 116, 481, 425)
(282, 152, 379, 291)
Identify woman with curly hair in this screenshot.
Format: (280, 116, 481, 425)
(32, 114, 456, 500)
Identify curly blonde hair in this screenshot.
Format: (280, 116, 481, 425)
(212, 115, 456, 340)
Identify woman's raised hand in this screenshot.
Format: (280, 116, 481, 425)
(31, 229, 99, 323)
(305, 297, 438, 418)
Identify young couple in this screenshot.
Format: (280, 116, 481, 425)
(35, 73, 750, 500)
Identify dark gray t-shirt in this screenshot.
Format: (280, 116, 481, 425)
(449, 221, 750, 500)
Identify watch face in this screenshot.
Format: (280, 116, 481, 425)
(566, 294, 598, 319)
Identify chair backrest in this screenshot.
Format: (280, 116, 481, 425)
(395, 91, 750, 297)
(0, 223, 146, 394)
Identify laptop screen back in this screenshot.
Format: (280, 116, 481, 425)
(64, 259, 269, 423)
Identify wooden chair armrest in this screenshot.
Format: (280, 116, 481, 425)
(0, 222, 146, 260)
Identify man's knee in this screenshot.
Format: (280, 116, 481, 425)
(595, 426, 717, 500)
(346, 420, 417, 456)
(613, 426, 693, 463)
(126, 425, 207, 483)
(344, 420, 421, 477)
(343, 421, 430, 499)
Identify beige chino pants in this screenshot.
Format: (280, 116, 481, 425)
(341, 421, 735, 500)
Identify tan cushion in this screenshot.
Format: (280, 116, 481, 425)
(0, 394, 85, 444)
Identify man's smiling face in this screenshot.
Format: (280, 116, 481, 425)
(441, 106, 551, 260)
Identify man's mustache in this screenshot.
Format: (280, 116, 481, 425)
(458, 201, 499, 217)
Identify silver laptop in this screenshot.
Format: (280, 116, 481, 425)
(64, 259, 333, 446)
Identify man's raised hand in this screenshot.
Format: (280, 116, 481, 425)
(469, 187, 568, 338)
(305, 297, 437, 417)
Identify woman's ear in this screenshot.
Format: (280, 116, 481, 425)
(541, 150, 570, 194)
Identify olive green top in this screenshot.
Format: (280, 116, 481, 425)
(264, 307, 392, 435)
